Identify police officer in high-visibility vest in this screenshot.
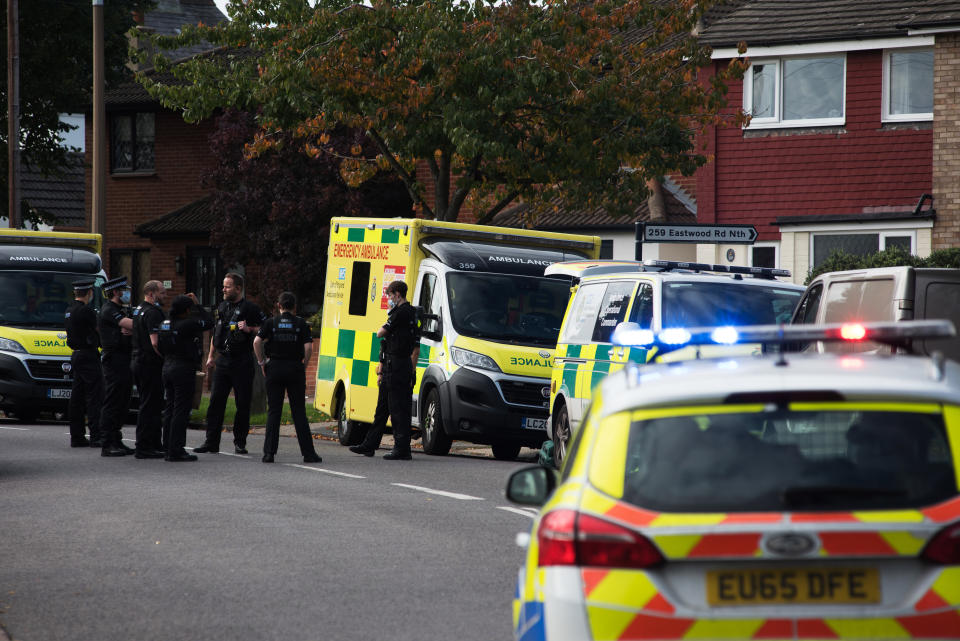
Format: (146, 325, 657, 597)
(131, 280, 167, 459)
(349, 280, 420, 460)
(98, 276, 135, 457)
(65, 279, 103, 448)
(158, 294, 214, 462)
(196, 273, 265, 455)
(253, 291, 322, 464)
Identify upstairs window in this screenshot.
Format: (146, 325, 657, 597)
(883, 48, 933, 121)
(744, 55, 846, 128)
(111, 112, 155, 173)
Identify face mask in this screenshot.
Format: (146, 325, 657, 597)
(387, 298, 397, 310)
(120, 290, 131, 305)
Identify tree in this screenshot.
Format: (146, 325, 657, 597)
(139, 0, 746, 222)
(1, 0, 152, 225)
(205, 109, 411, 308)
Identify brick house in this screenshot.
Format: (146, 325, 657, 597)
(695, 0, 960, 282)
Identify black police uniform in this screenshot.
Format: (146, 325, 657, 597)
(257, 312, 320, 461)
(159, 305, 214, 460)
(358, 301, 420, 457)
(201, 297, 266, 452)
(99, 295, 133, 452)
(131, 299, 166, 456)
(65, 293, 103, 447)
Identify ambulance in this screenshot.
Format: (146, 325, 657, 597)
(314, 218, 600, 459)
(0, 229, 106, 421)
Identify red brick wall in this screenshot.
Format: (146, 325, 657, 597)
(699, 50, 933, 242)
(84, 111, 217, 279)
(933, 33, 960, 249)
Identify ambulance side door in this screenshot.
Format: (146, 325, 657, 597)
(554, 282, 607, 428)
(413, 269, 444, 419)
(611, 281, 654, 367)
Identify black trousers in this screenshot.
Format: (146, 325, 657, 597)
(204, 352, 255, 449)
(68, 349, 103, 443)
(361, 358, 413, 454)
(100, 350, 132, 446)
(263, 359, 317, 457)
(162, 360, 196, 457)
(133, 356, 164, 452)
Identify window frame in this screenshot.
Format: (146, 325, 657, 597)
(110, 111, 156, 174)
(808, 229, 918, 268)
(743, 54, 847, 129)
(882, 47, 934, 123)
(749, 242, 780, 269)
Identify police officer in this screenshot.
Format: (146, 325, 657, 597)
(253, 292, 322, 464)
(195, 273, 265, 455)
(65, 279, 103, 448)
(349, 280, 420, 460)
(98, 276, 135, 457)
(131, 280, 167, 459)
(158, 294, 214, 462)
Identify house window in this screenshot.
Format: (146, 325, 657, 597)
(750, 243, 778, 269)
(744, 55, 846, 128)
(110, 249, 150, 301)
(600, 239, 614, 259)
(186, 247, 223, 309)
(883, 48, 933, 121)
(811, 231, 916, 268)
(111, 112, 155, 173)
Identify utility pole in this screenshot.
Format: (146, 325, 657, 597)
(91, 0, 105, 236)
(7, 0, 20, 229)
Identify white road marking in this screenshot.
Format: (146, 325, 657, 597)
(0, 426, 30, 431)
(497, 506, 538, 519)
(287, 464, 365, 479)
(392, 483, 484, 501)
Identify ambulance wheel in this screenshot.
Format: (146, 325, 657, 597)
(553, 403, 571, 469)
(491, 442, 521, 461)
(421, 388, 452, 456)
(336, 392, 366, 446)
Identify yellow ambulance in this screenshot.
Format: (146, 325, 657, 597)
(0, 229, 106, 421)
(314, 218, 600, 459)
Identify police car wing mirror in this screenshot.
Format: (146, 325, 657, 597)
(505, 465, 558, 507)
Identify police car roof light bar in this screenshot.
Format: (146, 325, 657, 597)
(612, 319, 956, 349)
(642, 259, 791, 280)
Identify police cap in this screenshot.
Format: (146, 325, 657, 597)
(103, 276, 130, 292)
(72, 279, 96, 291)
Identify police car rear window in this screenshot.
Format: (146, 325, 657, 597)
(662, 282, 800, 327)
(617, 407, 956, 512)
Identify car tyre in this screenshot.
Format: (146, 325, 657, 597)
(491, 442, 521, 461)
(421, 388, 452, 456)
(553, 403, 571, 469)
(335, 390, 367, 446)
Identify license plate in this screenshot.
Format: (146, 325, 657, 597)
(706, 568, 880, 606)
(523, 417, 547, 430)
(48, 388, 71, 399)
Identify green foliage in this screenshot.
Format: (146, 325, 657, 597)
(306, 311, 323, 338)
(139, 0, 746, 222)
(1, 0, 153, 226)
(806, 247, 959, 285)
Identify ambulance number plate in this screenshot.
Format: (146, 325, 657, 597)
(48, 388, 71, 399)
(707, 568, 880, 606)
(522, 417, 547, 430)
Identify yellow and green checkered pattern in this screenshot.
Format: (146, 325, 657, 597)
(555, 343, 651, 403)
(333, 224, 404, 244)
(316, 328, 381, 388)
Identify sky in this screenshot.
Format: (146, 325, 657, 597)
(214, 1, 231, 17)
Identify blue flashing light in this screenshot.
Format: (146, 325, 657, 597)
(711, 326, 739, 345)
(660, 328, 691, 345)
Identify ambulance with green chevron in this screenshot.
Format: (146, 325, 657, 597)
(314, 217, 600, 460)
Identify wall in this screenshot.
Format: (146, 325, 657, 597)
(699, 50, 933, 242)
(933, 33, 960, 249)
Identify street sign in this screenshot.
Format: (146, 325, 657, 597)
(643, 223, 757, 244)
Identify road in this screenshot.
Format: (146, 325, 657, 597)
(0, 420, 540, 641)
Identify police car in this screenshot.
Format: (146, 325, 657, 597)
(547, 259, 805, 466)
(507, 320, 960, 641)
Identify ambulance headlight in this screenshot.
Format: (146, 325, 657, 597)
(0, 337, 26, 353)
(451, 347, 501, 372)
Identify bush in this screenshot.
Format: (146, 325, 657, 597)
(306, 311, 323, 338)
(805, 247, 958, 285)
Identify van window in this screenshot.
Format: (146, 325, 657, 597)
(418, 272, 442, 337)
(559, 283, 607, 344)
(793, 283, 823, 324)
(823, 279, 895, 323)
(628, 283, 654, 329)
(348, 262, 371, 316)
(920, 281, 960, 361)
(592, 282, 635, 343)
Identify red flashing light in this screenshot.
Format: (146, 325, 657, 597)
(840, 323, 867, 341)
(537, 509, 664, 569)
(921, 521, 960, 564)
